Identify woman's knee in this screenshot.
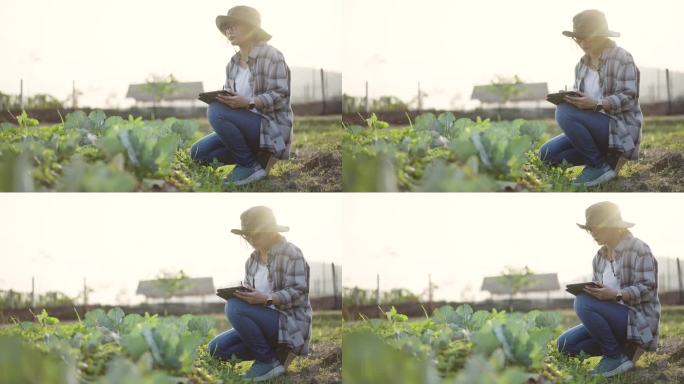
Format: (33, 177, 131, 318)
(225, 298, 247, 320)
(207, 102, 239, 126)
(207, 102, 226, 126)
(573, 293, 596, 314)
(555, 102, 577, 125)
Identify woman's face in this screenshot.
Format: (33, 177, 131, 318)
(243, 232, 274, 250)
(588, 227, 620, 246)
(225, 22, 255, 46)
(574, 36, 604, 56)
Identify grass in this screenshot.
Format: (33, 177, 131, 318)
(547, 306, 684, 384)
(0, 114, 342, 192)
(0, 309, 341, 384)
(350, 115, 684, 192)
(342, 305, 684, 383)
(196, 310, 341, 383)
(173, 116, 342, 192)
(531, 116, 684, 192)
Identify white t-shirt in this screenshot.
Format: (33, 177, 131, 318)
(235, 65, 254, 99)
(254, 262, 276, 309)
(583, 68, 603, 103)
(602, 260, 624, 305)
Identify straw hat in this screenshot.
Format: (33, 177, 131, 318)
(562, 10, 620, 39)
(231, 206, 289, 235)
(577, 201, 634, 230)
(216, 6, 272, 42)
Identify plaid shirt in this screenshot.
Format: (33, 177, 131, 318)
(225, 43, 294, 160)
(573, 42, 643, 161)
(591, 233, 660, 351)
(243, 239, 312, 355)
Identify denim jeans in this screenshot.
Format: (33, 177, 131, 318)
(539, 103, 610, 168)
(557, 293, 629, 358)
(207, 298, 279, 363)
(190, 103, 262, 167)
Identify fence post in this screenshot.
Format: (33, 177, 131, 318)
(31, 276, 35, 309)
(677, 258, 683, 305)
(364, 81, 369, 114)
(376, 274, 380, 317)
(331, 263, 339, 309)
(19, 79, 24, 111)
(320, 69, 326, 115)
(666, 69, 673, 115)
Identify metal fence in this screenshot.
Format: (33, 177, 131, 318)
(309, 261, 342, 299)
(290, 67, 342, 105)
(640, 67, 684, 104)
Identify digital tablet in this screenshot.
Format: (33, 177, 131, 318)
(198, 90, 236, 105)
(546, 91, 582, 105)
(565, 282, 600, 296)
(216, 285, 250, 300)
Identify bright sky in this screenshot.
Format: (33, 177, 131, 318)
(342, 193, 684, 302)
(0, 0, 342, 108)
(0, 194, 343, 305)
(343, 0, 684, 109)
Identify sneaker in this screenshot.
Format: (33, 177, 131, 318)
(572, 164, 616, 187)
(242, 360, 285, 382)
(592, 354, 634, 378)
(223, 164, 266, 186)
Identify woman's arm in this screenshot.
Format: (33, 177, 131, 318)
(621, 248, 657, 305)
(603, 55, 639, 113)
(254, 51, 290, 113)
(271, 248, 308, 310)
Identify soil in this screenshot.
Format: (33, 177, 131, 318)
(602, 149, 684, 192)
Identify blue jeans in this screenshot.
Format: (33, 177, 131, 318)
(207, 298, 280, 363)
(539, 103, 610, 168)
(190, 103, 262, 167)
(557, 293, 629, 358)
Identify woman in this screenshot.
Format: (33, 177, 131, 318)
(557, 201, 660, 378)
(207, 206, 312, 382)
(190, 6, 294, 187)
(539, 10, 643, 187)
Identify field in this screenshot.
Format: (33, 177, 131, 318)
(342, 305, 684, 384)
(0, 307, 342, 384)
(0, 111, 342, 192)
(342, 113, 684, 192)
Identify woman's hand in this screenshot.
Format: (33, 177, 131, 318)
(583, 282, 619, 301)
(564, 91, 598, 110)
(233, 287, 268, 305)
(217, 94, 250, 109)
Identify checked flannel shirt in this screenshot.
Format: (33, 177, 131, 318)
(591, 233, 661, 351)
(573, 42, 644, 161)
(243, 239, 312, 355)
(225, 43, 294, 160)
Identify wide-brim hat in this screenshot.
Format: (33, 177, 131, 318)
(577, 201, 634, 230)
(562, 9, 620, 39)
(231, 206, 289, 235)
(216, 5, 272, 42)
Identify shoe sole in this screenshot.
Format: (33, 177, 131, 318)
(601, 360, 634, 378)
(573, 169, 616, 187)
(251, 365, 286, 382)
(225, 169, 267, 187)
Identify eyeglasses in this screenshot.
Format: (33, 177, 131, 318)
(225, 21, 249, 33)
